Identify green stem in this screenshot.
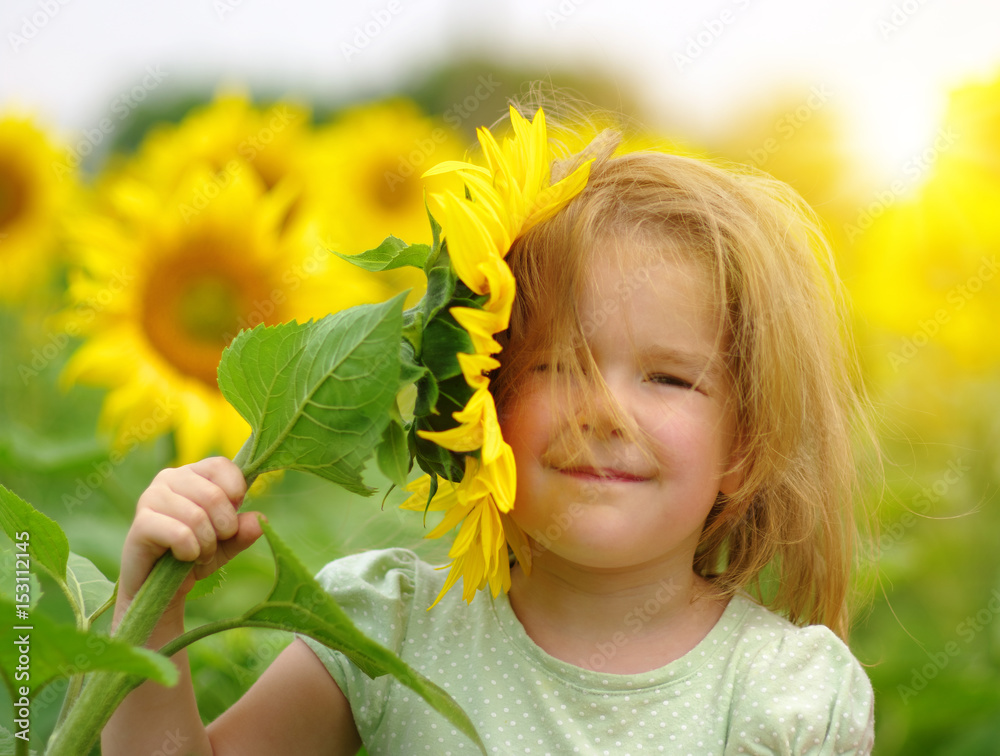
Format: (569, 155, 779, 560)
(159, 616, 252, 658)
(46, 452, 259, 755)
(52, 672, 85, 732)
(158, 618, 282, 659)
(233, 431, 259, 488)
(45, 553, 194, 756)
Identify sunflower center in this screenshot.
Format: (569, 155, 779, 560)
(372, 158, 416, 211)
(141, 247, 278, 388)
(0, 156, 29, 233)
(175, 276, 244, 342)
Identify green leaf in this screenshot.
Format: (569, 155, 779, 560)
(426, 201, 442, 257)
(332, 235, 431, 272)
(0, 597, 177, 696)
(187, 566, 226, 601)
(65, 552, 115, 623)
(242, 520, 486, 753)
(376, 418, 410, 489)
(421, 242, 459, 324)
(413, 371, 440, 419)
(399, 338, 428, 389)
(413, 373, 476, 482)
(218, 295, 405, 495)
(421, 314, 475, 382)
(0, 484, 69, 583)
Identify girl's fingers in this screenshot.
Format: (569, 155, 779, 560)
(139, 487, 220, 563)
(193, 512, 267, 579)
(157, 464, 244, 541)
(189, 456, 247, 509)
(121, 509, 201, 598)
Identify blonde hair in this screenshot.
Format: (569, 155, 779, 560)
(492, 125, 875, 640)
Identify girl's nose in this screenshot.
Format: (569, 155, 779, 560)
(573, 379, 627, 439)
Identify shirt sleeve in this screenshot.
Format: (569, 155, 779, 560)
(724, 625, 875, 756)
(295, 548, 421, 734)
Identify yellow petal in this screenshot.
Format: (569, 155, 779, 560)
(400, 473, 461, 512)
(522, 159, 593, 231)
(500, 511, 532, 575)
(428, 192, 496, 294)
(479, 256, 516, 322)
(457, 352, 500, 390)
(450, 306, 504, 355)
(422, 160, 490, 178)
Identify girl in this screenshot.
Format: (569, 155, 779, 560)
(104, 114, 876, 755)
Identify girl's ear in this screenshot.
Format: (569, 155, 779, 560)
(719, 432, 747, 497)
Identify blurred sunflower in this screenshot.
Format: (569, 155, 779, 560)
(305, 100, 466, 299)
(59, 96, 411, 462)
(121, 92, 311, 192)
(0, 115, 77, 304)
(401, 107, 592, 606)
(849, 73, 1000, 376)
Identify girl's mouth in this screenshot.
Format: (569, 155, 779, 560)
(558, 466, 649, 483)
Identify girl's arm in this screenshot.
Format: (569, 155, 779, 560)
(100, 457, 361, 756)
(207, 638, 361, 756)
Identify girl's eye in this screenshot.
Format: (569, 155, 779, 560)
(532, 362, 569, 374)
(647, 373, 693, 389)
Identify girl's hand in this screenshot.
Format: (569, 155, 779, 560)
(115, 456, 265, 626)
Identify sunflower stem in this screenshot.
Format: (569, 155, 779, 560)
(45, 552, 194, 756)
(233, 434, 259, 488)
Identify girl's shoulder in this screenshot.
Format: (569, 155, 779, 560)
(722, 594, 875, 752)
(310, 547, 466, 628)
(725, 593, 867, 678)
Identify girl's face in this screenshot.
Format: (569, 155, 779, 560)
(501, 251, 742, 573)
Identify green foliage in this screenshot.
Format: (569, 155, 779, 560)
(219, 295, 406, 494)
(331, 235, 432, 272)
(0, 596, 177, 696)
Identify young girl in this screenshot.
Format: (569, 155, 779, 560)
(104, 114, 876, 755)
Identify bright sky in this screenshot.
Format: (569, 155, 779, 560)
(2, 0, 999, 184)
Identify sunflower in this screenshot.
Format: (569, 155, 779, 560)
(121, 92, 311, 193)
(307, 99, 466, 252)
(298, 100, 469, 310)
(400, 106, 592, 606)
(60, 101, 403, 463)
(0, 116, 77, 304)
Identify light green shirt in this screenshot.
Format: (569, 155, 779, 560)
(300, 548, 874, 755)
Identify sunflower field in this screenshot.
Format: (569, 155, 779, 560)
(2, 62, 1000, 755)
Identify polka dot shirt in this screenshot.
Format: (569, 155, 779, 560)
(299, 548, 874, 755)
